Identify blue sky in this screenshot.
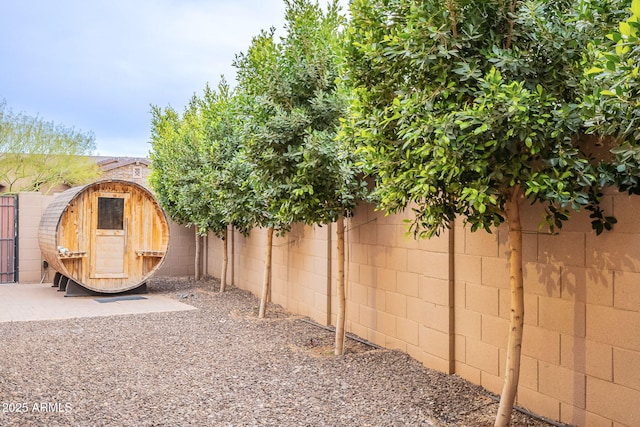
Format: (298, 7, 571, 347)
(0, 0, 348, 157)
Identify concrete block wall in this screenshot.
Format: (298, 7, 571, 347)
(211, 192, 640, 427)
(451, 191, 640, 426)
(17, 192, 54, 283)
(209, 223, 335, 325)
(212, 203, 455, 371)
(228, 227, 269, 300)
(270, 223, 333, 323)
(154, 222, 196, 278)
(343, 203, 454, 373)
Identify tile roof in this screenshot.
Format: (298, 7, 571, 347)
(91, 156, 151, 172)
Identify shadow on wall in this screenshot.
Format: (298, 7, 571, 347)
(525, 223, 634, 427)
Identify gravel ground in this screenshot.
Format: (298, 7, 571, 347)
(0, 278, 556, 427)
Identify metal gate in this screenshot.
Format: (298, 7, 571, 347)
(0, 195, 17, 283)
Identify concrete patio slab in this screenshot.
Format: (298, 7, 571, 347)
(0, 283, 197, 323)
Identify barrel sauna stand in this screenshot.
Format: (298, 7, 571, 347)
(39, 180, 169, 296)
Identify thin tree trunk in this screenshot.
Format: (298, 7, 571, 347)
(334, 214, 346, 356)
(505, 1, 517, 49)
(495, 188, 524, 427)
(194, 231, 201, 281)
(220, 227, 228, 293)
(258, 226, 274, 318)
(446, 0, 457, 37)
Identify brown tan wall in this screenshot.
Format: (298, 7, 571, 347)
(18, 192, 54, 283)
(155, 222, 196, 278)
(341, 204, 455, 373)
(206, 224, 335, 324)
(211, 207, 455, 371)
(453, 191, 640, 426)
(209, 192, 640, 427)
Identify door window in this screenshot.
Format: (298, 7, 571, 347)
(97, 197, 124, 230)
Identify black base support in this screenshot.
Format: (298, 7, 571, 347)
(58, 276, 69, 292)
(49, 270, 149, 298)
(64, 280, 148, 297)
(52, 272, 62, 288)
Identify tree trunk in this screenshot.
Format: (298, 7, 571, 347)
(494, 189, 525, 427)
(194, 231, 201, 281)
(446, 0, 457, 37)
(220, 227, 228, 293)
(258, 226, 274, 318)
(505, 0, 517, 49)
(334, 214, 346, 356)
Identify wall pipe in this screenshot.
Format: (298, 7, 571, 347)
(326, 223, 332, 326)
(448, 222, 456, 374)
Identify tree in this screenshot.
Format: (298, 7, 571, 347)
(235, 0, 366, 333)
(343, 1, 627, 425)
(233, 26, 282, 315)
(0, 100, 99, 194)
(149, 99, 208, 280)
(199, 81, 260, 292)
(150, 82, 258, 287)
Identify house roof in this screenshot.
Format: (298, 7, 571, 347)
(92, 156, 151, 172)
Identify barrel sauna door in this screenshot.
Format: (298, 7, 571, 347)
(90, 192, 130, 279)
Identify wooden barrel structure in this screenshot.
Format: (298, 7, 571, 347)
(38, 179, 169, 295)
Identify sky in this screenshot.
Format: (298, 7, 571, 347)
(0, 0, 349, 158)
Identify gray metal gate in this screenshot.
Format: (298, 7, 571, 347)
(0, 195, 17, 283)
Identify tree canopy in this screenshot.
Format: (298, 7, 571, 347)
(344, 0, 630, 238)
(232, 0, 366, 329)
(149, 1, 366, 303)
(342, 0, 635, 424)
(149, 81, 255, 235)
(149, 78, 263, 283)
(149, 98, 208, 233)
(0, 100, 99, 193)
(234, 0, 365, 233)
(585, 0, 640, 140)
(198, 80, 260, 239)
(584, 0, 640, 196)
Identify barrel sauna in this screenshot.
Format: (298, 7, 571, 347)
(38, 180, 169, 294)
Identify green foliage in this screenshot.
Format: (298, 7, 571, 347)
(344, 0, 623, 237)
(150, 0, 366, 242)
(149, 81, 258, 238)
(234, 0, 366, 234)
(0, 100, 99, 194)
(149, 98, 207, 233)
(582, 0, 640, 201)
(584, 0, 639, 141)
(199, 83, 261, 237)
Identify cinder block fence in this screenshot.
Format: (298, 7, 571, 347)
(15, 189, 640, 426)
(205, 190, 640, 427)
